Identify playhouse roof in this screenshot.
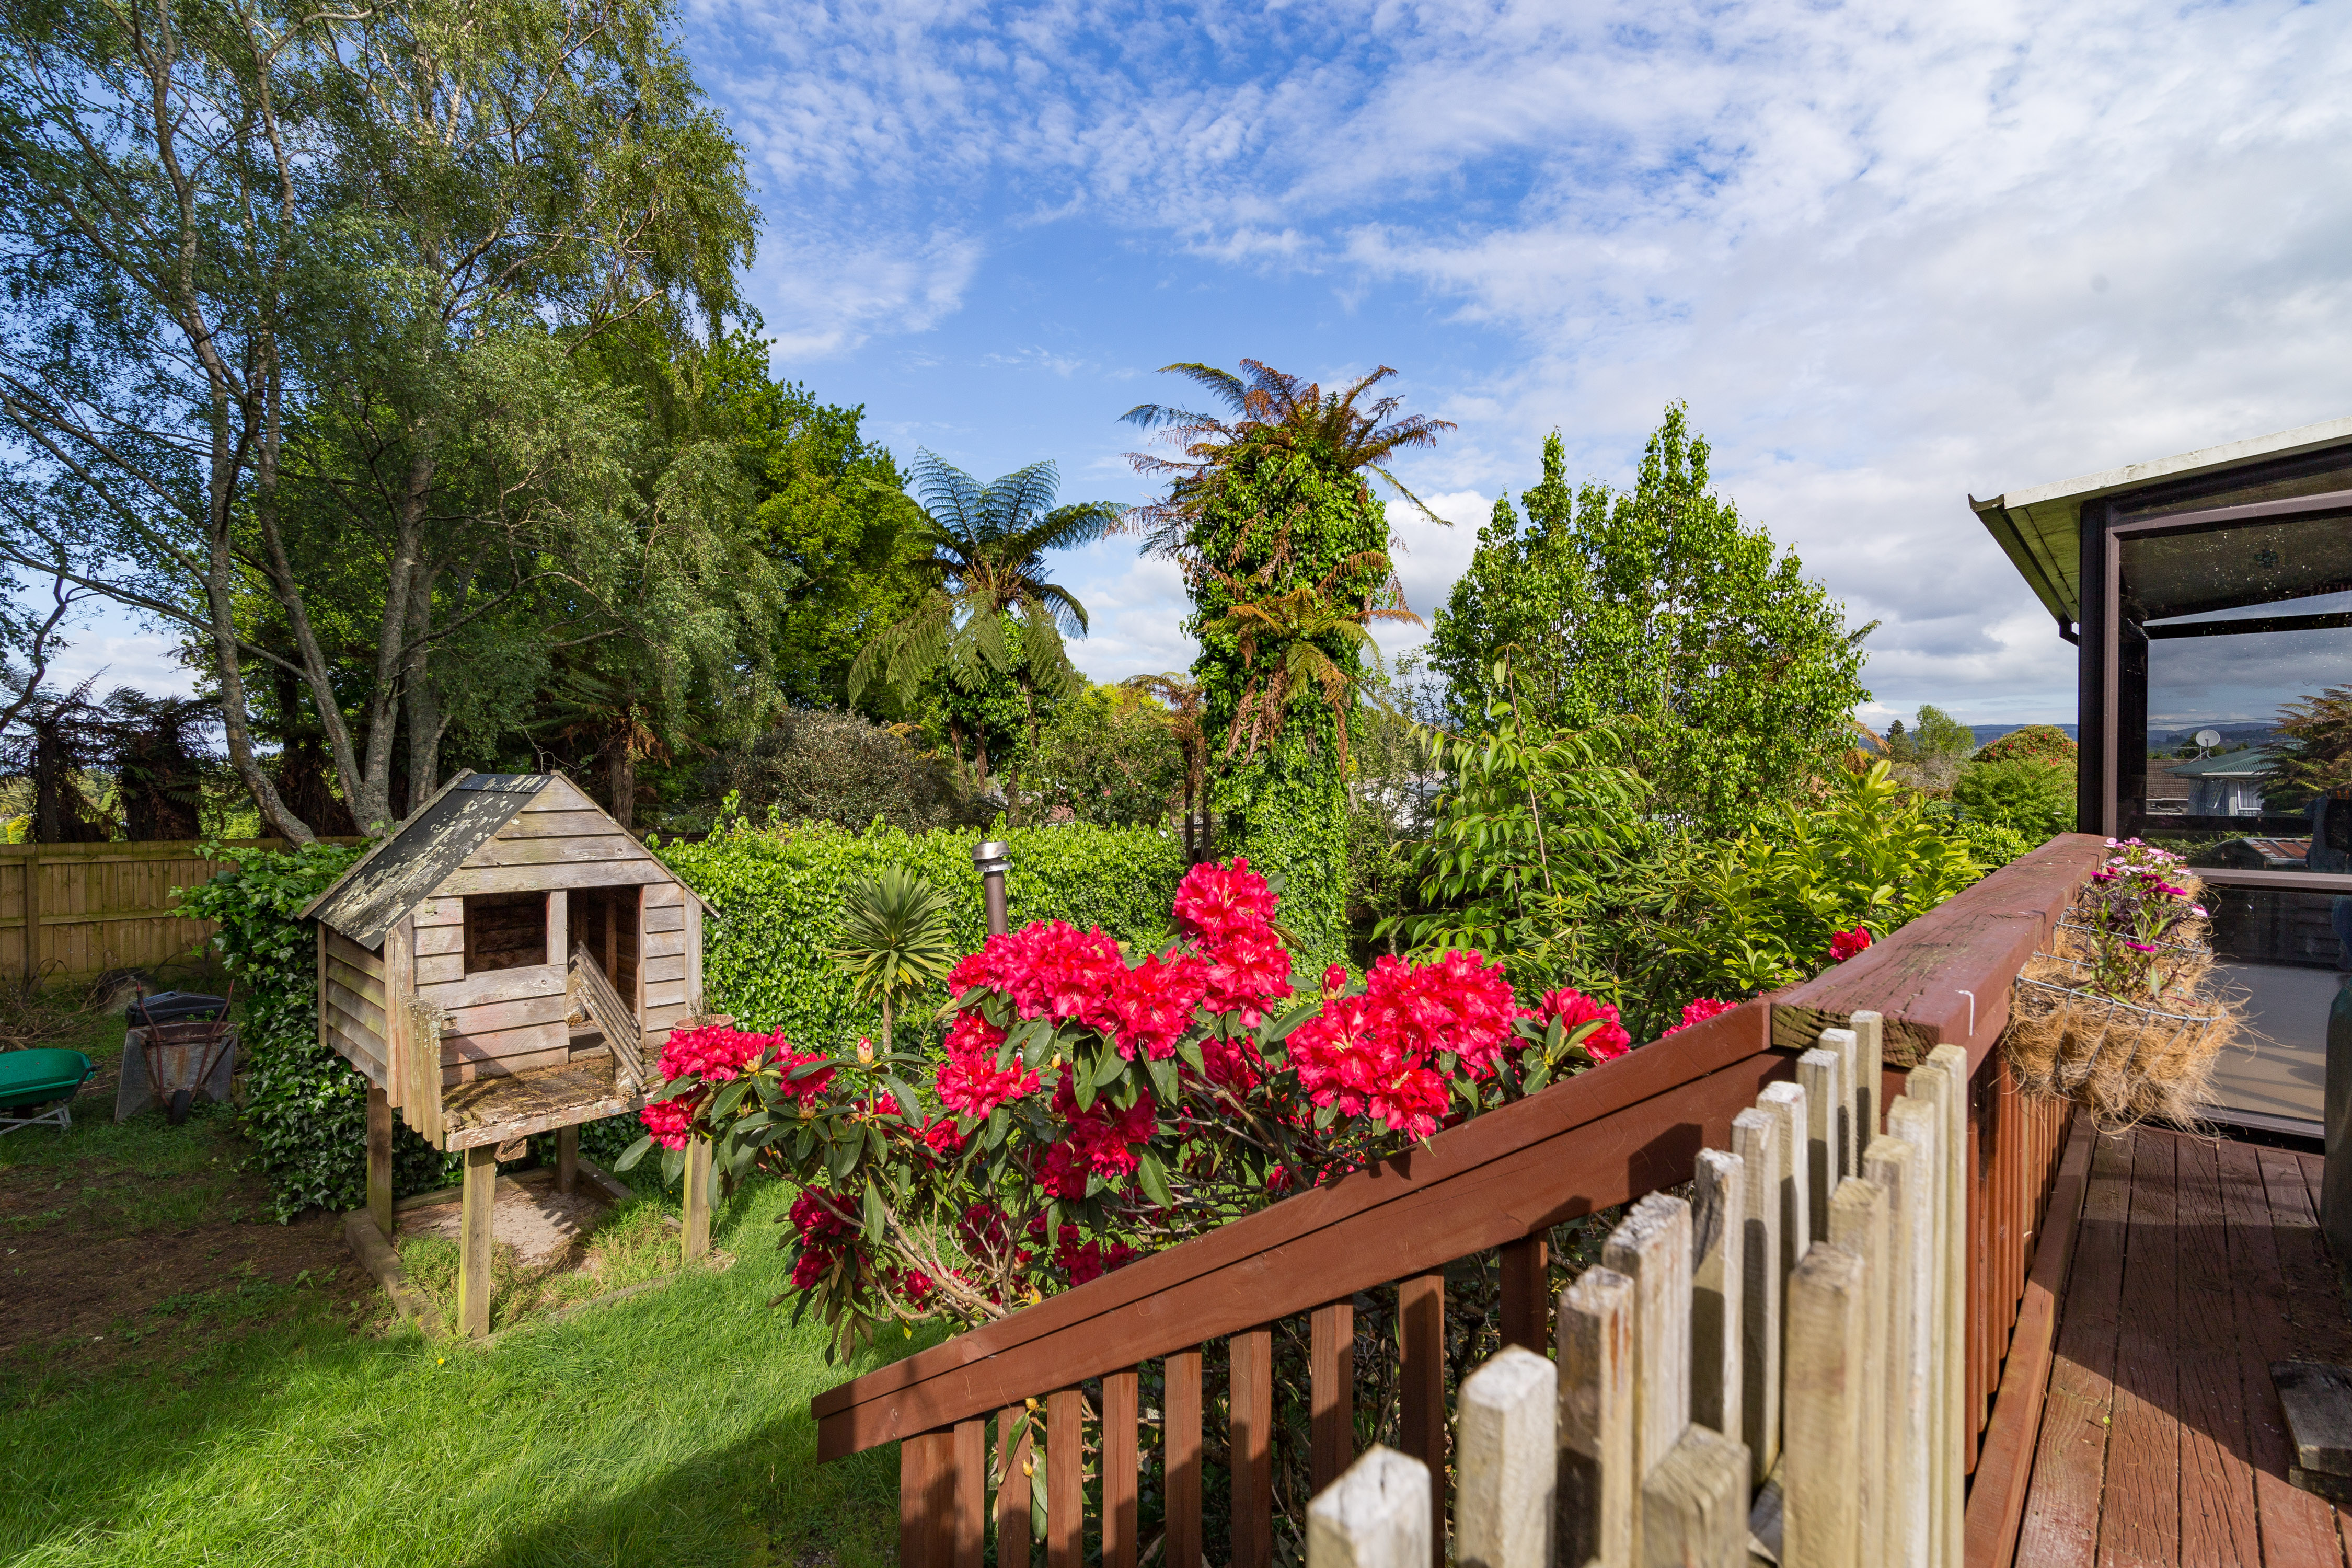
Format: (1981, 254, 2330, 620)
(300, 773, 549, 948)
(1970, 415, 2352, 627)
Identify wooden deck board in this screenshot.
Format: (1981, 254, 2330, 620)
(2015, 1126, 2352, 1568)
(2101, 1130, 2180, 1567)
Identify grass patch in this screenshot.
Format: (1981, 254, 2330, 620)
(4, 1175, 915, 1568)
(393, 1197, 684, 1335)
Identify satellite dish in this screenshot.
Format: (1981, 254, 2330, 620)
(2194, 729, 2223, 750)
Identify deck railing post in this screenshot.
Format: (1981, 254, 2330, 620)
(1396, 1276, 1446, 1567)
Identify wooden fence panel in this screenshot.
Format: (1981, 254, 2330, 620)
(0, 838, 365, 984)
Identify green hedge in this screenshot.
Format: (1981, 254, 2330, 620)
(177, 841, 462, 1220)
(653, 818, 1190, 1048)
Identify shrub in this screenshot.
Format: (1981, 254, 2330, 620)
(176, 841, 458, 1220)
(1974, 724, 2078, 766)
(621, 858, 1631, 1352)
(1006, 684, 1184, 828)
(707, 709, 978, 833)
(1652, 763, 1982, 997)
(1953, 756, 2076, 841)
(653, 817, 1189, 1051)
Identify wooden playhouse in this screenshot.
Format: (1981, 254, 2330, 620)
(300, 770, 711, 1333)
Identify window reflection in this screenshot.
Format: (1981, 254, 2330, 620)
(2116, 506, 2352, 857)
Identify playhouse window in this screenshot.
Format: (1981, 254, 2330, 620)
(463, 892, 547, 975)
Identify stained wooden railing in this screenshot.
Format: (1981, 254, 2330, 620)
(814, 833, 2111, 1568)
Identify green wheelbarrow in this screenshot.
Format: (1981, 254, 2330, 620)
(0, 1048, 96, 1136)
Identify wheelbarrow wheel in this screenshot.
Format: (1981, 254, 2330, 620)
(168, 1087, 193, 1126)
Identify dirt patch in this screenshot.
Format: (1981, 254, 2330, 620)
(0, 1205, 373, 1374)
(396, 1168, 615, 1272)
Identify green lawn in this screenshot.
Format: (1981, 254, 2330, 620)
(1, 1014, 916, 1568)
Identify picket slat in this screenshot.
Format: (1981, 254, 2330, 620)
(1690, 1147, 1744, 1447)
(1798, 1046, 1843, 1238)
(1307, 1448, 1429, 1568)
(1829, 1175, 1892, 1568)
(1785, 1241, 1867, 1568)
(1455, 1346, 1554, 1568)
(1731, 1107, 1782, 1485)
(1558, 1266, 1634, 1568)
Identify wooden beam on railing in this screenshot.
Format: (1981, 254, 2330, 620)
(1165, 1352, 1202, 1568)
(1231, 1327, 1274, 1568)
(1772, 834, 2108, 1069)
(1047, 1390, 1081, 1568)
(1395, 1276, 1445, 1568)
(1312, 1301, 1355, 1492)
(996, 1406, 1031, 1568)
(1497, 1236, 1548, 1353)
(1103, 1370, 1138, 1568)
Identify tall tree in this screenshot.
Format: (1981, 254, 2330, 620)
(0, 0, 758, 839)
(1123, 360, 1450, 972)
(1429, 406, 1872, 832)
(848, 453, 1117, 806)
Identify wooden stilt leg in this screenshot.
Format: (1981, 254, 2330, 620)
(366, 1084, 395, 1241)
(556, 1123, 579, 1195)
(458, 1142, 497, 1338)
(683, 1135, 712, 1262)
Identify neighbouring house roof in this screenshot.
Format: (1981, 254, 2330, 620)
(299, 773, 548, 950)
(2166, 748, 2276, 779)
(1969, 415, 2352, 626)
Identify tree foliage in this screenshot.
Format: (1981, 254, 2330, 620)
(1123, 362, 1450, 976)
(1429, 408, 1871, 832)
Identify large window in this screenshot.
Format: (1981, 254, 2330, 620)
(2114, 499, 2352, 876)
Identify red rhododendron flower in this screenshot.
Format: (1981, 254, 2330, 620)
(1538, 987, 1632, 1063)
(1201, 927, 1294, 1024)
(1172, 857, 1278, 944)
(936, 1010, 1042, 1117)
(921, 1117, 966, 1158)
(1665, 997, 1738, 1034)
(1288, 993, 1385, 1119)
(1828, 926, 1873, 963)
(1361, 949, 1518, 1077)
(1322, 963, 1348, 996)
(638, 1093, 699, 1150)
(1365, 1063, 1449, 1139)
(1106, 950, 1209, 1060)
(656, 1023, 775, 1083)
(790, 1190, 853, 1242)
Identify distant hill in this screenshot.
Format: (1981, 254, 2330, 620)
(2147, 721, 2278, 747)
(1967, 723, 2080, 746)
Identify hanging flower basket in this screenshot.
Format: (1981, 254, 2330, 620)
(2005, 840, 2238, 1127)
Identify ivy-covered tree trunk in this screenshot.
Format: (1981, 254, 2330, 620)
(1189, 439, 1387, 977)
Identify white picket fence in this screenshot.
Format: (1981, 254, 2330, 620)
(1308, 1016, 1972, 1568)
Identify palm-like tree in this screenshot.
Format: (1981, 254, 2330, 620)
(1119, 360, 1456, 564)
(1122, 671, 1208, 858)
(848, 453, 1119, 762)
(1211, 554, 1424, 773)
(833, 867, 959, 1054)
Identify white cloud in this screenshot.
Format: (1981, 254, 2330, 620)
(682, 0, 2352, 722)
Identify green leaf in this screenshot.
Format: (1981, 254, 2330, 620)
(862, 1181, 886, 1243)
(614, 1133, 654, 1172)
(1092, 1050, 1128, 1090)
(1136, 1148, 1174, 1209)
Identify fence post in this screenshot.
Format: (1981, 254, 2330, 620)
(1798, 1047, 1843, 1238)
(1852, 1011, 1885, 1145)
(1558, 1265, 1634, 1568)
(1690, 1148, 1744, 1447)
(1456, 1346, 1556, 1568)
(1308, 1448, 1431, 1568)
(1731, 1108, 1781, 1484)
(1908, 1049, 1969, 1568)
(1640, 1427, 1751, 1568)
(1818, 1027, 1862, 1174)
(1866, 1129, 1930, 1567)
(1784, 1241, 1867, 1568)
(1758, 1081, 1812, 1271)
(1828, 1176, 1891, 1568)
(1602, 1193, 1691, 1568)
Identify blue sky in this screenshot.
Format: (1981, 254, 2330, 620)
(51, 0, 2352, 728)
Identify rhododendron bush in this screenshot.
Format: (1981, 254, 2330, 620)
(619, 858, 1632, 1351)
